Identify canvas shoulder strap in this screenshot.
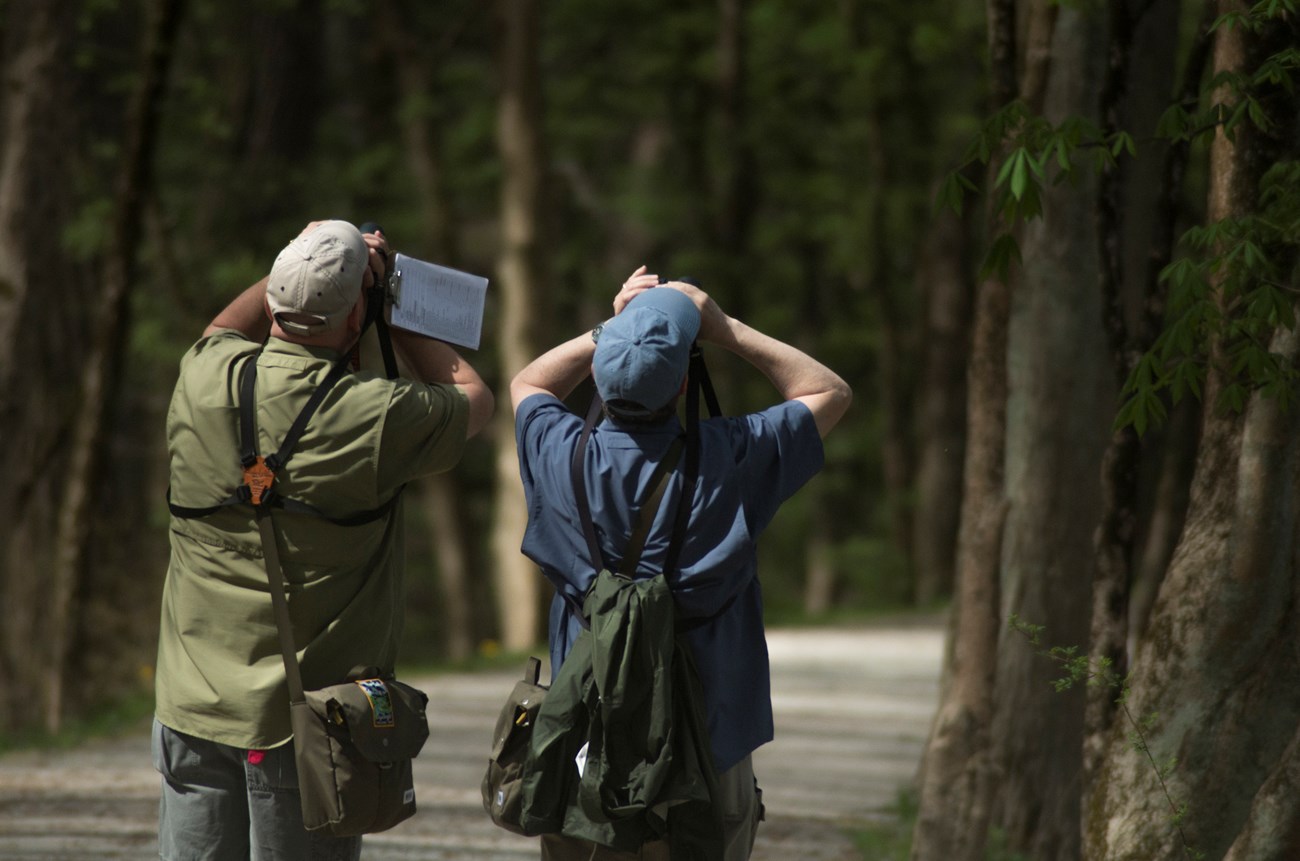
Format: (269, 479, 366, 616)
(570, 346, 736, 630)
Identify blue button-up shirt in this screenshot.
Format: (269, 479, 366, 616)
(515, 394, 824, 772)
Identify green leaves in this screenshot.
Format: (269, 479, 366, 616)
(1115, 162, 1300, 435)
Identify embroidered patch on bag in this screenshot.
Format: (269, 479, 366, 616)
(355, 678, 395, 728)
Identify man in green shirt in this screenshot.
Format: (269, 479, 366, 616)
(153, 220, 493, 861)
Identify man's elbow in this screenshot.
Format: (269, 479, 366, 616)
(809, 379, 852, 438)
(465, 386, 496, 438)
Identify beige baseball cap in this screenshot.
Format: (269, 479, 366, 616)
(265, 220, 368, 336)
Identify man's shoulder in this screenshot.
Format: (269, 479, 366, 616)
(515, 393, 579, 442)
(702, 400, 818, 444)
(178, 329, 256, 373)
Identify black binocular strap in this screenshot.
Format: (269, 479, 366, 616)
(239, 350, 351, 473)
(359, 284, 399, 380)
(169, 346, 399, 525)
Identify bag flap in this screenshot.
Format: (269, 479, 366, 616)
(305, 677, 429, 762)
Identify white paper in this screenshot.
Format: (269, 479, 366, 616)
(575, 740, 589, 777)
(388, 253, 488, 350)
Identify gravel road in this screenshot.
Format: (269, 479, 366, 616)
(0, 621, 942, 860)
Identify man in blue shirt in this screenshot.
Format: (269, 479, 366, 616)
(511, 267, 852, 861)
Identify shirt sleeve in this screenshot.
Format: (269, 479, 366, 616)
(176, 328, 252, 376)
(514, 393, 583, 521)
(729, 400, 825, 536)
(514, 394, 592, 597)
(375, 380, 470, 496)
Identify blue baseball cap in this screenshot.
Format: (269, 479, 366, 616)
(593, 287, 701, 414)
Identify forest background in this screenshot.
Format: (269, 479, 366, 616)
(1, 1, 1298, 860)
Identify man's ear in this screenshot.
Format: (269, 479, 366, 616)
(347, 293, 366, 334)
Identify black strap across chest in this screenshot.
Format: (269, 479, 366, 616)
(168, 342, 401, 526)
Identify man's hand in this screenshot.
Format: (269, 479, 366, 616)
(612, 265, 662, 314)
(656, 280, 731, 345)
(613, 266, 733, 345)
(360, 226, 390, 291)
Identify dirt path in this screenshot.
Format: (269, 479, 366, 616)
(0, 621, 942, 860)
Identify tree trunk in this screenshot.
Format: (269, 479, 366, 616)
(1086, 9, 1300, 859)
(490, 0, 549, 651)
(911, 206, 973, 606)
(990, 13, 1111, 861)
(713, 0, 757, 319)
(910, 0, 1017, 856)
(0, 3, 96, 734)
(381, 0, 477, 662)
(43, 0, 182, 736)
(1084, 0, 1181, 800)
(910, 271, 1008, 861)
(1125, 0, 1215, 652)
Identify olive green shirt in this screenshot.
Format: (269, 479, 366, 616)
(155, 331, 469, 748)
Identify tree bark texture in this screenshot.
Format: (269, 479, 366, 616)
(1087, 9, 1300, 859)
(991, 12, 1112, 861)
(910, 0, 1016, 857)
(1084, 0, 1181, 802)
(911, 207, 973, 606)
(1088, 330, 1300, 861)
(910, 273, 1008, 861)
(1125, 0, 1213, 651)
(491, 0, 549, 651)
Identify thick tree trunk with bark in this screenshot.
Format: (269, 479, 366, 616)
(991, 14, 1112, 861)
(910, 272, 1007, 861)
(910, 0, 1017, 856)
(911, 207, 973, 606)
(1087, 9, 1300, 859)
(490, 0, 549, 651)
(44, 0, 182, 735)
(0, 3, 97, 734)
(1084, 0, 1183, 803)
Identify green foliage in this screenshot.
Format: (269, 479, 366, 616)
(1116, 2, 1300, 434)
(940, 100, 1135, 273)
(851, 790, 918, 859)
(849, 790, 1036, 861)
(0, 689, 154, 754)
(983, 829, 1032, 861)
(938, 0, 1300, 437)
(1118, 160, 1300, 433)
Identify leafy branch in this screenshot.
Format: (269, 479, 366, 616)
(1116, 160, 1300, 434)
(936, 0, 1300, 434)
(1010, 615, 1206, 861)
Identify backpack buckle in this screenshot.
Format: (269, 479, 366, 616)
(242, 456, 276, 507)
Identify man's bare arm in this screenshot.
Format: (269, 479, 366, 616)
(390, 329, 495, 438)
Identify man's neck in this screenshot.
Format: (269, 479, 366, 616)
(268, 324, 355, 353)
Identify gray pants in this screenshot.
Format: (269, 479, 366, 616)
(152, 719, 361, 861)
(540, 756, 763, 861)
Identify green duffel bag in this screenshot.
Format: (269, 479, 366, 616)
(292, 668, 430, 837)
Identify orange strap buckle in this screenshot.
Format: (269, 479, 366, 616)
(243, 457, 275, 506)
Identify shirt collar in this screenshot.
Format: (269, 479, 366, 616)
(263, 336, 346, 364)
